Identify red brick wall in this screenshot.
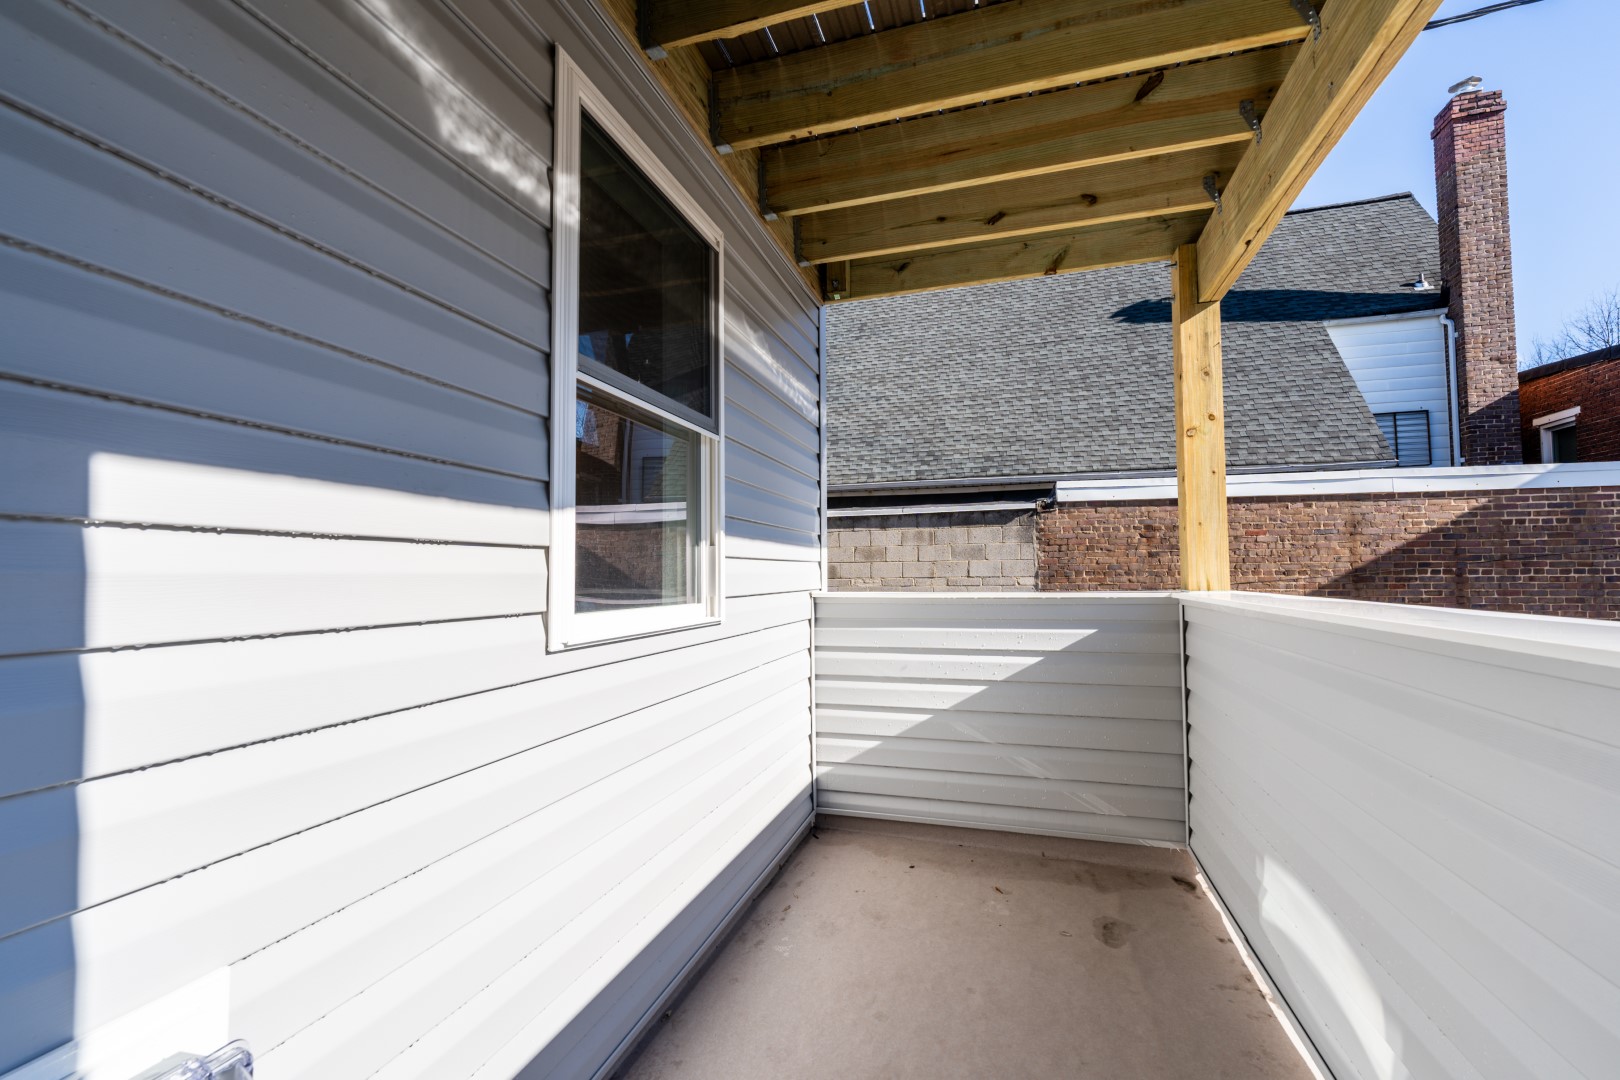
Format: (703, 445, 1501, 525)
(1433, 90, 1522, 465)
(1039, 487, 1620, 619)
(1520, 353, 1620, 463)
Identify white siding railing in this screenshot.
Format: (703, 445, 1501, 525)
(1183, 592, 1620, 1080)
(813, 593, 1187, 845)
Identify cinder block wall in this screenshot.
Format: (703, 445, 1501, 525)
(1039, 488, 1620, 619)
(827, 509, 1037, 590)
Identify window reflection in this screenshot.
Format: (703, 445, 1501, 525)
(575, 388, 699, 612)
(578, 114, 714, 425)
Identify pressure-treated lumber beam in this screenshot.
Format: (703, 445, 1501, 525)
(797, 144, 1242, 264)
(1196, 0, 1444, 302)
(714, 0, 1311, 150)
(834, 211, 1206, 301)
(763, 45, 1296, 216)
(1171, 244, 1230, 591)
(640, 1, 855, 53)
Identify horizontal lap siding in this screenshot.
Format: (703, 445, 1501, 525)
(1327, 315, 1452, 467)
(0, 1, 822, 1079)
(1184, 597, 1620, 1080)
(813, 594, 1186, 845)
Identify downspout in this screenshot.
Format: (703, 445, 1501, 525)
(1441, 312, 1463, 465)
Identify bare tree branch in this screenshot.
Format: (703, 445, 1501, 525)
(1524, 286, 1620, 369)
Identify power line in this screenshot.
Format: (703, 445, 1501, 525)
(1424, 0, 1547, 32)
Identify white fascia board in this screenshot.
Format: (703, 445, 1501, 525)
(1057, 461, 1620, 503)
(1320, 308, 1445, 327)
(828, 500, 1040, 518)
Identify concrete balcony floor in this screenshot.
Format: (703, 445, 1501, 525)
(619, 816, 1312, 1080)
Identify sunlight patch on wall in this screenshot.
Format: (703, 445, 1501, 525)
(358, 0, 549, 215)
(1260, 857, 1405, 1080)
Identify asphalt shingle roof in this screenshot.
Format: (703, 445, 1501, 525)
(825, 193, 1446, 488)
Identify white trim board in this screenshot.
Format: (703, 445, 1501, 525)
(829, 500, 1042, 518)
(1321, 308, 1444, 327)
(1532, 406, 1580, 428)
(1056, 461, 1620, 503)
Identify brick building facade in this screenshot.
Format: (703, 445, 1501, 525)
(1038, 485, 1620, 620)
(1520, 346, 1620, 464)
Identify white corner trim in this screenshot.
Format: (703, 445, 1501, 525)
(1056, 461, 1620, 503)
(1532, 406, 1581, 428)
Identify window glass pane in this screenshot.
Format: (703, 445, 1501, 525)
(578, 114, 714, 422)
(1552, 424, 1577, 463)
(575, 387, 699, 613)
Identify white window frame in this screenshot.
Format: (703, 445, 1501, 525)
(1534, 406, 1580, 463)
(548, 49, 724, 650)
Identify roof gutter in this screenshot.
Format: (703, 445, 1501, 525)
(1441, 312, 1463, 465)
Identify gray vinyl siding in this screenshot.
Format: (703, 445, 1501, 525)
(1183, 594, 1620, 1080)
(813, 594, 1187, 845)
(0, 1, 821, 1077)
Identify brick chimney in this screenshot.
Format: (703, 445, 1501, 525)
(1432, 89, 1522, 464)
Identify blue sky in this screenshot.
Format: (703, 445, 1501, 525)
(1296, 0, 1619, 357)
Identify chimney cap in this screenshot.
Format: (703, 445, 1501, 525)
(1448, 75, 1484, 95)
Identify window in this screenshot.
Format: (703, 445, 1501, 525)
(1534, 407, 1580, 464)
(550, 52, 723, 648)
(1373, 410, 1433, 467)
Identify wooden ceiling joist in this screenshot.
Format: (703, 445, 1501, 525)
(1196, 0, 1445, 301)
(836, 211, 1207, 301)
(711, 0, 1313, 150)
(796, 143, 1242, 264)
(762, 45, 1296, 217)
(640, 0, 852, 55)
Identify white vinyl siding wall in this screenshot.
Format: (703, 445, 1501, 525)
(813, 594, 1187, 845)
(1184, 593, 1620, 1080)
(0, 1, 820, 1077)
(1326, 311, 1454, 467)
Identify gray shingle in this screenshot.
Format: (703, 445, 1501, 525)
(826, 193, 1445, 488)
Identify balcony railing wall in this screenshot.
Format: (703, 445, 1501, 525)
(813, 592, 1188, 845)
(1183, 592, 1619, 1080)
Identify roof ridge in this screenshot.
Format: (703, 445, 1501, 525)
(1285, 191, 1417, 216)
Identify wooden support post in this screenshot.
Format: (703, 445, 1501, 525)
(1172, 244, 1230, 590)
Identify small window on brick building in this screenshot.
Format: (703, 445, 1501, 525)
(1533, 407, 1580, 464)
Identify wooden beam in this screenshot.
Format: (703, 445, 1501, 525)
(763, 45, 1296, 216)
(834, 212, 1206, 302)
(640, 1, 856, 53)
(714, 0, 1311, 149)
(796, 144, 1241, 264)
(1196, 0, 1444, 302)
(1171, 244, 1229, 591)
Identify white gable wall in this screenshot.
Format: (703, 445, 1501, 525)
(1325, 311, 1456, 467)
(0, 0, 820, 1077)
